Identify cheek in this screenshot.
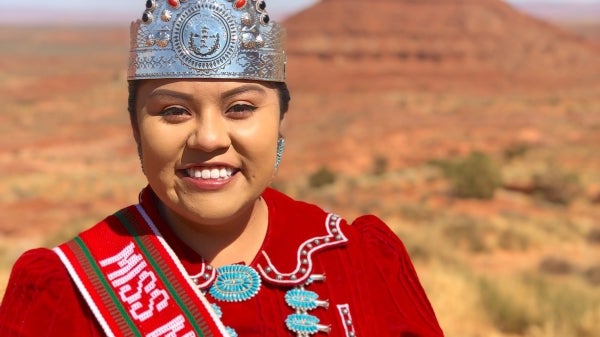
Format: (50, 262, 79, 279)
(235, 116, 280, 159)
(139, 120, 186, 166)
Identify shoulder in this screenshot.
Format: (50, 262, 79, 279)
(0, 248, 100, 335)
(346, 214, 411, 257)
(0, 248, 74, 307)
(6, 247, 68, 285)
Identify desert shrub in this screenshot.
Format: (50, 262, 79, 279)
(497, 227, 531, 251)
(441, 215, 490, 253)
(444, 151, 502, 199)
(308, 166, 336, 188)
(532, 169, 582, 205)
(503, 143, 530, 161)
(539, 256, 575, 275)
(586, 227, 600, 245)
(583, 265, 600, 286)
(479, 278, 536, 334)
(372, 155, 388, 176)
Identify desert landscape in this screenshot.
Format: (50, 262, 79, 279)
(1, 0, 599, 336)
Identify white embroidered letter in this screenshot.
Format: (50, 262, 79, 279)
(130, 288, 169, 322)
(119, 270, 156, 305)
(99, 242, 147, 287)
(147, 314, 196, 337)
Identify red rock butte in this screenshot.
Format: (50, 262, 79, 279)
(283, 0, 600, 93)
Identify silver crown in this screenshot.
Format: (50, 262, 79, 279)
(128, 0, 286, 82)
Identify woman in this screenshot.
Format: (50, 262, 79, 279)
(0, 1, 443, 336)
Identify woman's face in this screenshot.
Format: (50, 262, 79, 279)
(135, 79, 282, 228)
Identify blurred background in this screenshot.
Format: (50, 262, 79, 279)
(0, 0, 599, 336)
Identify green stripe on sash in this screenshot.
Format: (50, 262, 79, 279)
(74, 236, 143, 337)
(115, 211, 208, 337)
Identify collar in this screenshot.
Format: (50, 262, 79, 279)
(138, 186, 348, 287)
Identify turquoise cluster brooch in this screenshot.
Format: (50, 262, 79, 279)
(209, 264, 262, 302)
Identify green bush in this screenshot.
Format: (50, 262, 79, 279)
(442, 151, 502, 199)
(308, 166, 336, 188)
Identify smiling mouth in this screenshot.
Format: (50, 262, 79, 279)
(185, 167, 237, 180)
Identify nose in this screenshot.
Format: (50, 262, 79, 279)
(187, 110, 231, 152)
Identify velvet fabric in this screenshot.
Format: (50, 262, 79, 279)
(0, 187, 443, 336)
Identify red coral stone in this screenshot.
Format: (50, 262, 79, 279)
(235, 0, 246, 9)
(168, 0, 180, 8)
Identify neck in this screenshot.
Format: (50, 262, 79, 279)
(159, 197, 269, 267)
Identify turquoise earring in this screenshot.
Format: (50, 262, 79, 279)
(275, 137, 285, 170)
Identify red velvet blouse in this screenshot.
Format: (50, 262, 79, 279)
(0, 187, 443, 337)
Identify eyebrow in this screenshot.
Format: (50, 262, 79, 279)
(221, 84, 267, 100)
(149, 84, 267, 101)
(148, 89, 194, 101)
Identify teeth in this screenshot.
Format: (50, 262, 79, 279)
(187, 167, 233, 180)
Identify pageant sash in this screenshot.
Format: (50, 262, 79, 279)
(53, 204, 229, 337)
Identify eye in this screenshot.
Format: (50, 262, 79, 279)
(160, 106, 191, 123)
(226, 104, 257, 119)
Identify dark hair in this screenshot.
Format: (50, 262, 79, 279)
(127, 80, 291, 132)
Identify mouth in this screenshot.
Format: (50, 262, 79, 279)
(183, 166, 238, 180)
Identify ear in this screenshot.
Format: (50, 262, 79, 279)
(278, 113, 289, 139)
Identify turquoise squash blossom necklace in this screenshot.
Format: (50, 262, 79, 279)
(193, 265, 331, 336)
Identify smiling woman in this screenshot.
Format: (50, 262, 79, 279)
(0, 1, 443, 336)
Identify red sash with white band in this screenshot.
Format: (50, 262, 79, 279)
(53, 204, 230, 337)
